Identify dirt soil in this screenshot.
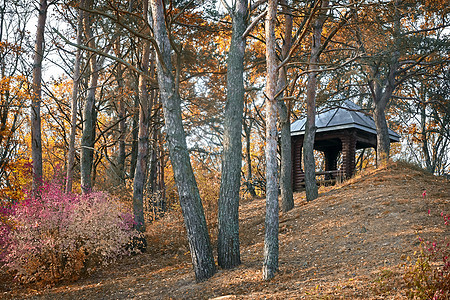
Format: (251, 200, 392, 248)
(2, 162, 449, 299)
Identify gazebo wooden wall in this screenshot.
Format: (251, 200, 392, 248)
(292, 137, 304, 190)
(291, 128, 374, 191)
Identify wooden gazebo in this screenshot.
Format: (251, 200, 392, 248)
(291, 100, 400, 191)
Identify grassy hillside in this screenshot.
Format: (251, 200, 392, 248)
(3, 162, 449, 299)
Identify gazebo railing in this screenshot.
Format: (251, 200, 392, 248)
(294, 169, 345, 189)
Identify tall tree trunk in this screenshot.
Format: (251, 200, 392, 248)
(243, 118, 257, 197)
(371, 52, 397, 168)
(263, 0, 279, 281)
(147, 128, 162, 220)
(150, 0, 215, 282)
(66, 4, 83, 193)
(373, 96, 391, 167)
(371, 0, 400, 167)
(31, 0, 47, 192)
(80, 0, 99, 193)
(130, 84, 139, 179)
(132, 1, 152, 234)
(217, 0, 247, 270)
(279, 100, 293, 211)
(420, 101, 432, 172)
(278, 0, 294, 212)
(117, 63, 126, 185)
(371, 65, 396, 167)
(157, 127, 166, 205)
(303, 0, 328, 202)
(147, 128, 158, 194)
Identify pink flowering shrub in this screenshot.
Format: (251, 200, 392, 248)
(0, 203, 15, 262)
(1, 181, 138, 284)
(404, 211, 450, 300)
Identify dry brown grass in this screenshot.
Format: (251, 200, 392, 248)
(2, 162, 449, 299)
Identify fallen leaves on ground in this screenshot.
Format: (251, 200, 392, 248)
(2, 162, 449, 299)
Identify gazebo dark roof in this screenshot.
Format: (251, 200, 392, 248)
(290, 100, 400, 142)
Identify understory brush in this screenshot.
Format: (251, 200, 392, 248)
(0, 181, 138, 284)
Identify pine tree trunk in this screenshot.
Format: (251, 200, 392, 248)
(243, 120, 257, 197)
(371, 1, 400, 167)
(303, 120, 318, 201)
(132, 43, 151, 233)
(279, 100, 293, 211)
(150, 0, 215, 282)
(371, 73, 395, 167)
(80, 61, 98, 193)
(303, 0, 329, 202)
(278, 0, 294, 212)
(263, 0, 279, 281)
(217, 0, 247, 270)
(31, 0, 47, 192)
(373, 102, 390, 167)
(66, 5, 83, 193)
(147, 129, 158, 194)
(117, 63, 126, 185)
(132, 1, 152, 234)
(130, 88, 139, 179)
(157, 128, 166, 205)
(80, 0, 98, 193)
(420, 102, 433, 173)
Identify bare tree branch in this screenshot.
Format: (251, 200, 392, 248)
(242, 10, 266, 39)
(53, 28, 158, 86)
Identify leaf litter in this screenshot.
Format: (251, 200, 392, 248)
(1, 162, 449, 299)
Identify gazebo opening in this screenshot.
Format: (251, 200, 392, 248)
(291, 100, 400, 191)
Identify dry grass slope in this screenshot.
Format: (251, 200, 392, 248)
(2, 162, 449, 299)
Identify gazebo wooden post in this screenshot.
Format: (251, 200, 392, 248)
(341, 131, 356, 178)
(324, 148, 339, 179)
(292, 136, 303, 191)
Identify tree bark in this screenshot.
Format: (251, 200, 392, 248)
(157, 127, 166, 204)
(132, 49, 151, 233)
(373, 98, 391, 167)
(66, 4, 83, 193)
(278, 0, 294, 212)
(370, 0, 400, 167)
(263, 0, 279, 281)
(150, 0, 215, 282)
(370, 54, 396, 168)
(303, 0, 328, 202)
(80, 0, 99, 193)
(31, 0, 47, 192)
(147, 128, 158, 194)
(217, 0, 247, 270)
(130, 85, 139, 179)
(420, 101, 433, 173)
(243, 118, 257, 197)
(117, 63, 126, 185)
(279, 100, 293, 211)
(132, 0, 152, 234)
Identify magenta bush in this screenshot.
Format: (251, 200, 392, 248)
(404, 211, 450, 300)
(0, 203, 14, 262)
(1, 181, 138, 284)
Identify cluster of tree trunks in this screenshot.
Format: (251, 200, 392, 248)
(150, 0, 216, 281)
(22, 0, 449, 284)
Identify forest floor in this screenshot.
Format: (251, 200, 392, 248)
(2, 162, 449, 299)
